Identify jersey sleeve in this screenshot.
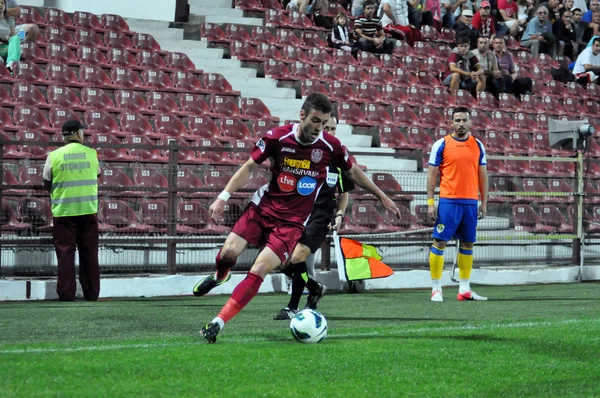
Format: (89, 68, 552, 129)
(250, 131, 278, 164)
(428, 138, 445, 166)
(476, 138, 487, 166)
(333, 144, 353, 171)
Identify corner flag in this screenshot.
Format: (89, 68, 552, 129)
(333, 231, 394, 282)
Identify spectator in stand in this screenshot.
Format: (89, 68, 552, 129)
(472, 36, 505, 97)
(538, 0, 560, 22)
(5, 0, 39, 42)
(442, 0, 473, 28)
(554, 9, 579, 59)
(583, 0, 599, 23)
(444, 36, 486, 95)
(408, 0, 424, 29)
(355, 0, 396, 54)
(287, 0, 329, 14)
(455, 9, 480, 48)
(379, 0, 423, 46)
(573, 36, 600, 83)
(421, 0, 443, 27)
(521, 6, 556, 57)
(561, 0, 575, 12)
(588, 11, 600, 38)
(517, 0, 535, 22)
(472, 1, 496, 39)
(0, 0, 21, 72)
(352, 0, 365, 17)
(330, 13, 354, 51)
(493, 36, 534, 96)
(574, 8, 592, 49)
(498, 0, 527, 37)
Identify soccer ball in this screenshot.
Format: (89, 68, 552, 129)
(289, 309, 328, 343)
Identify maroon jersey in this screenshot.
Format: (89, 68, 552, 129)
(250, 123, 353, 226)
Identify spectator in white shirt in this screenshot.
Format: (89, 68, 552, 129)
(573, 36, 600, 83)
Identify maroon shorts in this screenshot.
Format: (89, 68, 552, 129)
(231, 204, 304, 264)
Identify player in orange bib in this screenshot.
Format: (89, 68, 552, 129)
(426, 106, 489, 302)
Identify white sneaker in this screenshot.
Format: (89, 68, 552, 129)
(431, 289, 443, 302)
(457, 290, 488, 301)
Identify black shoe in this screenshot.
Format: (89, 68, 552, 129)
(200, 322, 221, 343)
(305, 283, 327, 310)
(192, 273, 231, 297)
(273, 307, 298, 320)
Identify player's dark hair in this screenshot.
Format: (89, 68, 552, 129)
(301, 93, 332, 116)
(573, 7, 582, 13)
(452, 107, 471, 118)
(456, 36, 470, 46)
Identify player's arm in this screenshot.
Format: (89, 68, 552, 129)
(427, 165, 439, 221)
(333, 191, 350, 230)
(345, 164, 400, 216)
(7, 3, 20, 18)
(209, 158, 259, 221)
(478, 165, 489, 219)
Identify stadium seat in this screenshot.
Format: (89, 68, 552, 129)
(406, 126, 433, 152)
(513, 112, 538, 134)
(565, 81, 587, 99)
(392, 104, 421, 127)
(12, 83, 49, 109)
(454, 89, 477, 108)
(282, 45, 311, 64)
(89, 132, 139, 162)
(381, 84, 407, 106)
(188, 115, 221, 139)
(210, 95, 241, 118)
(47, 85, 85, 110)
(81, 87, 120, 112)
(45, 62, 82, 87)
(470, 109, 493, 130)
(351, 203, 390, 233)
(338, 102, 370, 126)
(73, 11, 103, 31)
(356, 51, 382, 68)
(18, 198, 53, 233)
(48, 106, 81, 129)
(197, 137, 235, 165)
(255, 43, 284, 62)
(413, 41, 437, 59)
(489, 176, 517, 203)
(126, 134, 168, 163)
(204, 168, 233, 193)
(146, 92, 184, 116)
(16, 129, 52, 159)
(229, 139, 255, 166)
(106, 48, 137, 68)
(421, 26, 441, 42)
(332, 48, 358, 66)
(154, 113, 189, 138)
(477, 91, 500, 111)
(300, 79, 328, 98)
(393, 68, 419, 87)
(302, 31, 327, 50)
(288, 11, 318, 30)
(546, 179, 574, 204)
(414, 204, 435, 228)
(111, 66, 147, 89)
(175, 168, 205, 198)
(225, 24, 252, 43)
(250, 26, 277, 46)
(99, 200, 157, 234)
(2, 165, 29, 195)
(46, 43, 77, 65)
(0, 62, 15, 83)
(344, 64, 371, 85)
(316, 63, 345, 82)
(406, 85, 432, 106)
(202, 73, 239, 96)
(21, 42, 47, 63)
(177, 200, 229, 234)
(0, 109, 18, 131)
(251, 119, 277, 136)
(84, 109, 122, 136)
(177, 93, 215, 117)
(104, 31, 133, 51)
(12, 61, 47, 84)
(172, 71, 205, 94)
(504, 159, 532, 176)
(506, 131, 534, 156)
(200, 22, 230, 44)
(553, 161, 576, 177)
(372, 173, 414, 202)
(229, 41, 264, 62)
(165, 52, 201, 73)
(419, 106, 446, 129)
(74, 28, 105, 49)
(563, 97, 584, 117)
(530, 133, 552, 156)
(486, 159, 510, 175)
(220, 116, 254, 143)
(141, 69, 175, 91)
(370, 66, 394, 86)
(13, 105, 53, 132)
(17, 6, 45, 26)
(119, 111, 161, 139)
(1, 199, 30, 233)
(364, 103, 393, 125)
(434, 126, 452, 140)
(0, 86, 17, 106)
(538, 205, 573, 233)
(378, 125, 412, 149)
(403, 55, 427, 73)
(115, 90, 150, 113)
(133, 167, 169, 197)
(263, 59, 294, 82)
(45, 26, 75, 47)
(584, 99, 600, 117)
(519, 178, 549, 203)
(380, 54, 402, 71)
(240, 97, 278, 122)
(160, 136, 202, 164)
(101, 14, 131, 33)
(429, 87, 453, 108)
(529, 160, 552, 177)
(98, 166, 138, 197)
(328, 81, 357, 103)
(289, 61, 319, 80)
(393, 40, 414, 57)
(356, 82, 386, 104)
(512, 204, 554, 233)
(79, 64, 115, 88)
(138, 200, 171, 233)
(417, 71, 442, 89)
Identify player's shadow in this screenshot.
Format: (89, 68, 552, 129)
(325, 316, 467, 322)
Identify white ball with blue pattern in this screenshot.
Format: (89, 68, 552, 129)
(289, 309, 328, 343)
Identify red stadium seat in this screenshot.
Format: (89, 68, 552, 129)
(306, 47, 334, 65)
(406, 126, 433, 151)
(210, 95, 241, 118)
(16, 129, 52, 159)
(177, 200, 229, 234)
(504, 159, 531, 176)
(0, 110, 18, 131)
(0, 63, 15, 83)
(429, 87, 453, 108)
(553, 161, 576, 177)
(106, 48, 137, 68)
(99, 200, 156, 234)
(45, 8, 74, 28)
(17, 6, 45, 26)
(172, 71, 205, 94)
(281, 45, 311, 64)
(316, 63, 345, 82)
(20, 42, 47, 63)
(98, 166, 137, 197)
(513, 112, 538, 133)
(512, 205, 554, 233)
(470, 109, 493, 130)
(384, 205, 420, 232)
(356, 82, 387, 104)
(337, 102, 370, 126)
(230, 139, 255, 166)
(75, 46, 109, 68)
(372, 173, 413, 201)
(584, 99, 600, 117)
(251, 119, 277, 136)
(79, 64, 114, 88)
(84, 109, 122, 135)
(202, 73, 239, 96)
(382, 84, 408, 105)
(73, 11, 103, 31)
(419, 106, 446, 128)
(139, 200, 170, 232)
(114, 90, 150, 113)
(240, 97, 278, 121)
(379, 125, 412, 149)
(392, 104, 421, 127)
(126, 134, 168, 163)
(178, 93, 218, 117)
(12, 83, 49, 108)
(421, 26, 441, 42)
(414, 204, 435, 228)
(197, 139, 235, 165)
(45, 62, 82, 87)
(48, 106, 81, 129)
(119, 111, 160, 139)
(101, 13, 131, 32)
(165, 52, 201, 73)
(250, 26, 277, 45)
(370, 66, 394, 86)
(45, 26, 75, 47)
(111, 66, 147, 89)
(133, 33, 164, 55)
(18, 198, 53, 232)
(201, 22, 229, 44)
(154, 113, 189, 137)
(519, 177, 549, 203)
(12, 61, 47, 84)
(406, 85, 431, 106)
(0, 86, 17, 106)
(264, 9, 294, 28)
(351, 203, 390, 233)
(141, 69, 175, 91)
(300, 79, 328, 98)
(332, 48, 358, 66)
(393, 68, 419, 87)
(220, 117, 254, 143)
(255, 43, 284, 61)
(89, 132, 139, 162)
(365, 103, 394, 125)
(546, 179, 574, 203)
(13, 105, 53, 132)
(328, 81, 357, 102)
(133, 167, 168, 196)
(176, 168, 205, 198)
(289, 61, 319, 80)
(302, 31, 327, 49)
(1, 199, 30, 233)
(381, 54, 402, 70)
(276, 29, 307, 49)
(356, 51, 382, 68)
(74, 29, 105, 49)
(530, 133, 552, 156)
(104, 31, 133, 51)
(188, 115, 221, 139)
(539, 205, 573, 233)
(146, 92, 184, 116)
(506, 131, 534, 156)
(225, 24, 252, 43)
(344, 64, 370, 85)
(81, 87, 120, 112)
(136, 50, 167, 70)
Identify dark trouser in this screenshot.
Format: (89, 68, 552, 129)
(502, 75, 533, 96)
(485, 75, 506, 98)
(356, 37, 395, 54)
(53, 214, 100, 301)
(408, 6, 422, 29)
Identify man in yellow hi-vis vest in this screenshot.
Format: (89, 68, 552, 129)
(42, 120, 100, 301)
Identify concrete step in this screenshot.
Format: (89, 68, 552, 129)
(190, 6, 244, 17)
(355, 155, 418, 171)
(199, 66, 258, 78)
(125, 19, 176, 37)
(338, 133, 371, 147)
(156, 39, 222, 58)
(238, 86, 296, 100)
(227, 76, 278, 89)
(190, 57, 243, 69)
(188, 0, 233, 7)
(189, 14, 264, 26)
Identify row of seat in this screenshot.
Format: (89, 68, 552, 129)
(0, 62, 236, 95)
(16, 7, 133, 34)
(0, 88, 275, 122)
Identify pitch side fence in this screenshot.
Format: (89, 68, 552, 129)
(1, 139, 598, 277)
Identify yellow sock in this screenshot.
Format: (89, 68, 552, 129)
(429, 245, 445, 280)
(458, 247, 474, 280)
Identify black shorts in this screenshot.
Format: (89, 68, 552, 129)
(298, 209, 331, 253)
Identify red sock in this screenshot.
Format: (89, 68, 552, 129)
(215, 251, 236, 280)
(217, 272, 263, 323)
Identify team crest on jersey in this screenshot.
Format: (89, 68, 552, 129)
(436, 224, 445, 234)
(256, 139, 266, 153)
(311, 149, 323, 163)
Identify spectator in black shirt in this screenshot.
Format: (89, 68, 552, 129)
(554, 9, 579, 58)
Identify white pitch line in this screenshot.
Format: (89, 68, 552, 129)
(1, 318, 598, 355)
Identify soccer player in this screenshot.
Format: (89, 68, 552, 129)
(426, 106, 489, 302)
(273, 116, 353, 320)
(194, 94, 399, 343)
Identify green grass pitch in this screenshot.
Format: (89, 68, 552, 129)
(1, 283, 599, 397)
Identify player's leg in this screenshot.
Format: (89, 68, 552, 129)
(429, 201, 459, 302)
(455, 205, 487, 301)
(274, 243, 312, 320)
